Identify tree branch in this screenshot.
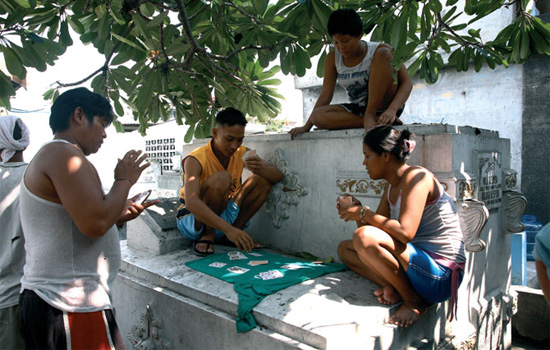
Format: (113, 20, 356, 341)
(54, 24, 134, 89)
(54, 66, 104, 88)
(437, 13, 485, 50)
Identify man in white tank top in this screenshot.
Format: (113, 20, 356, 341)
(19, 88, 158, 349)
(289, 9, 412, 139)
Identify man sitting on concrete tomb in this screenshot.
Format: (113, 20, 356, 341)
(176, 107, 283, 256)
(288, 9, 412, 139)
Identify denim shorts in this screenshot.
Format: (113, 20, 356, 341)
(176, 199, 244, 241)
(406, 243, 463, 304)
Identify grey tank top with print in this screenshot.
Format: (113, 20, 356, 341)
(334, 41, 379, 106)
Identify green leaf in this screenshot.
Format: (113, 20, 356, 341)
(59, 20, 73, 46)
(451, 23, 467, 31)
(316, 49, 327, 77)
(112, 32, 147, 52)
(520, 28, 530, 60)
(113, 97, 125, 116)
(407, 53, 424, 78)
(485, 54, 496, 69)
(42, 87, 57, 100)
(148, 11, 169, 27)
(135, 72, 157, 112)
(0, 72, 15, 109)
(429, 0, 443, 13)
(442, 6, 457, 22)
(474, 51, 483, 72)
(12, 0, 31, 9)
(139, 3, 156, 17)
(112, 119, 125, 133)
(529, 26, 550, 54)
(1, 46, 25, 78)
(68, 16, 86, 34)
(253, 0, 269, 15)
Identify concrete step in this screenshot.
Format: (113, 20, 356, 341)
(114, 241, 454, 349)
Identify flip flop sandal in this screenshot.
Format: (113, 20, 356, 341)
(193, 239, 214, 257)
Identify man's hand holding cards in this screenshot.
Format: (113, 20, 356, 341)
(243, 149, 262, 174)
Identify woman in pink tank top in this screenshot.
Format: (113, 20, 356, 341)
(337, 126, 466, 328)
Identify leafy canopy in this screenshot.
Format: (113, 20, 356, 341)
(1, 0, 549, 139)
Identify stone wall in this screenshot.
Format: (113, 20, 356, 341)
(521, 14, 550, 224)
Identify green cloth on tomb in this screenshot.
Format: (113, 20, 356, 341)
(185, 250, 348, 333)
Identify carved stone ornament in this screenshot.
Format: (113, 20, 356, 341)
(335, 178, 388, 196)
(128, 305, 170, 350)
(335, 171, 388, 197)
(456, 199, 489, 252)
(265, 149, 307, 228)
(502, 190, 527, 234)
(502, 169, 518, 191)
(457, 180, 476, 200)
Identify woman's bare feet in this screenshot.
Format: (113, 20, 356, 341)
(388, 300, 426, 327)
(374, 285, 402, 305)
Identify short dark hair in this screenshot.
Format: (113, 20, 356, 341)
(363, 126, 414, 162)
(49, 87, 113, 133)
(215, 107, 247, 128)
(327, 9, 363, 37)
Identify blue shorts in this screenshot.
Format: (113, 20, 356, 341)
(176, 199, 246, 241)
(406, 243, 463, 304)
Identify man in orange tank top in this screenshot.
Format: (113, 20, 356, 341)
(177, 108, 282, 255)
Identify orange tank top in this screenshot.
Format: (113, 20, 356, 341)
(179, 139, 247, 204)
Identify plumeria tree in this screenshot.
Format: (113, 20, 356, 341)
(1, 0, 549, 139)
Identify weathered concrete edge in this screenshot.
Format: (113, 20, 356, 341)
(188, 124, 500, 145)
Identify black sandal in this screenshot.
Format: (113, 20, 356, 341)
(193, 239, 214, 257)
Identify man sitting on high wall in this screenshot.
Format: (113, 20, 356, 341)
(176, 108, 282, 256)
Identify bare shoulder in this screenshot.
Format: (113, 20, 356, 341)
(25, 142, 91, 202)
(373, 44, 393, 62)
(183, 156, 202, 176)
(403, 166, 434, 188)
(324, 50, 336, 69)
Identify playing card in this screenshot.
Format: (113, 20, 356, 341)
(227, 266, 249, 274)
(248, 260, 268, 266)
(243, 149, 257, 161)
(229, 254, 248, 260)
(228, 251, 248, 260)
(255, 270, 284, 280)
(248, 252, 263, 257)
(209, 262, 227, 268)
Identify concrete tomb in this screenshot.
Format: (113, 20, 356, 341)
(114, 125, 525, 349)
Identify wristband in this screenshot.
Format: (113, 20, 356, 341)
(115, 178, 134, 186)
(359, 205, 370, 225)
